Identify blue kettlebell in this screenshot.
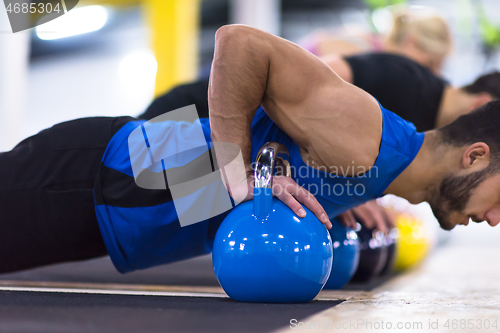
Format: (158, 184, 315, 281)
(212, 142, 333, 303)
(323, 218, 360, 289)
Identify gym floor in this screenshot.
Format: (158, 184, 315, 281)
(1, 222, 499, 333)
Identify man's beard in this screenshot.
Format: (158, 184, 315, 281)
(428, 167, 493, 230)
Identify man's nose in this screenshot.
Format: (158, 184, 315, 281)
(485, 210, 500, 227)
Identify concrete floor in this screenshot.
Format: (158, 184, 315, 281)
(273, 222, 500, 333)
(1, 222, 499, 332)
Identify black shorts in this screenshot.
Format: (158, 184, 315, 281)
(0, 116, 135, 274)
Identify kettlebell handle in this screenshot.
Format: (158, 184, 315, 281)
(253, 142, 290, 218)
(254, 142, 291, 189)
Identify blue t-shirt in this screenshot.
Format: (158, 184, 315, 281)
(94, 105, 424, 273)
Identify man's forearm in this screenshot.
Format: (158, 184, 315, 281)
(208, 25, 271, 170)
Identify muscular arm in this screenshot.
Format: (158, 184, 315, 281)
(208, 25, 269, 173)
(209, 25, 382, 226)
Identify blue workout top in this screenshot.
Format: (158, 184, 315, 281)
(94, 104, 424, 273)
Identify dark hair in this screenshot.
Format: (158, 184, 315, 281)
(439, 100, 500, 167)
(462, 71, 500, 99)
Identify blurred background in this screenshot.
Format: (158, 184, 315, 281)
(1, 0, 500, 258)
(1, 0, 500, 150)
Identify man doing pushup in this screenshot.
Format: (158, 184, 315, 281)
(0, 25, 499, 275)
(209, 25, 500, 232)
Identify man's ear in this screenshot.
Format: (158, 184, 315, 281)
(462, 142, 490, 169)
(471, 92, 493, 110)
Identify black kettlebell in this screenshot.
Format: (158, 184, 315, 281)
(379, 228, 398, 276)
(350, 224, 388, 283)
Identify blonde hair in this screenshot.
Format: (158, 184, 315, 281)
(386, 10, 452, 56)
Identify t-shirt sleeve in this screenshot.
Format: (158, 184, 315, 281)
(344, 53, 447, 132)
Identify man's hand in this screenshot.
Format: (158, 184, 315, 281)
(227, 175, 332, 229)
(221, 165, 332, 229)
(337, 209, 358, 230)
(272, 176, 332, 229)
(338, 200, 394, 233)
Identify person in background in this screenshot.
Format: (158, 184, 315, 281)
(300, 7, 452, 74)
(323, 55, 500, 132)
